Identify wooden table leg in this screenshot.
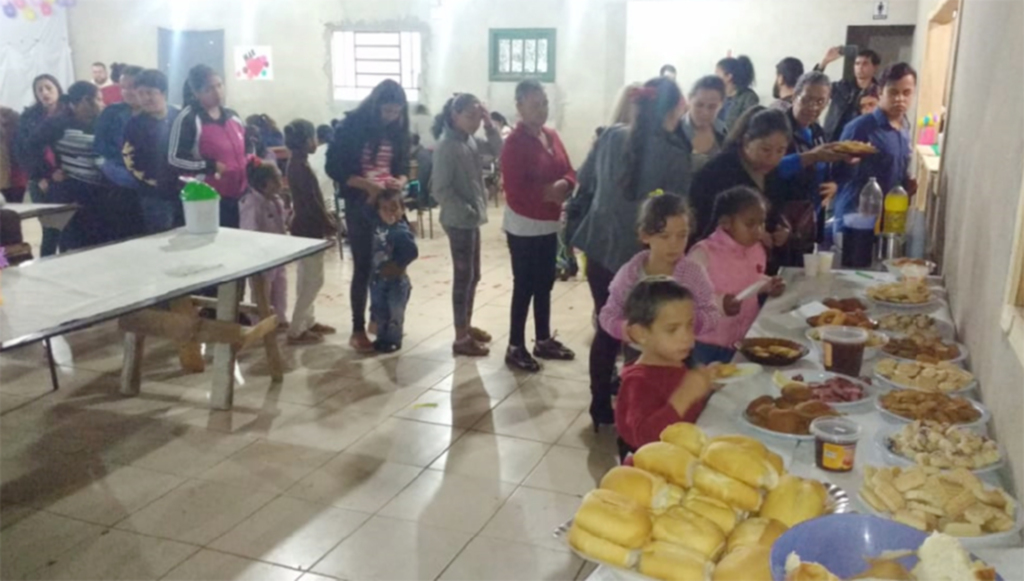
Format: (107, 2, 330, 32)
(210, 280, 240, 410)
(120, 332, 145, 396)
(251, 274, 285, 382)
(170, 297, 204, 373)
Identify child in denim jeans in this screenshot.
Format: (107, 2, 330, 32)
(369, 189, 418, 353)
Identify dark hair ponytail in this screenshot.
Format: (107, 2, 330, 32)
(246, 155, 280, 193)
(284, 119, 316, 152)
(28, 74, 64, 114)
(708, 185, 765, 233)
(637, 192, 690, 238)
(717, 55, 756, 90)
(621, 77, 683, 197)
(64, 81, 99, 106)
(183, 64, 216, 109)
(431, 93, 480, 139)
(724, 106, 791, 151)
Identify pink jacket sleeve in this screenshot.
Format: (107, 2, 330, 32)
(676, 256, 721, 336)
(598, 256, 641, 340)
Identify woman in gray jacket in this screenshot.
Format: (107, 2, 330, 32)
(431, 93, 503, 356)
(571, 76, 692, 429)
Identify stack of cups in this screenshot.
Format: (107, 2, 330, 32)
(803, 251, 835, 278)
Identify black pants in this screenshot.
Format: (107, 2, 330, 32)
(445, 226, 481, 331)
(507, 232, 557, 348)
(347, 208, 374, 333)
(587, 260, 620, 405)
(105, 187, 143, 242)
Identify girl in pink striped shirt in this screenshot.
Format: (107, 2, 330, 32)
(599, 193, 721, 352)
(688, 186, 785, 363)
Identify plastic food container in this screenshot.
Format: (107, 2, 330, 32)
(181, 182, 221, 234)
(819, 326, 869, 377)
(811, 416, 862, 473)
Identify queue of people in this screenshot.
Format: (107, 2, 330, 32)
(3, 45, 918, 448)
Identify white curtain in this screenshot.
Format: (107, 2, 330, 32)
(0, 9, 75, 111)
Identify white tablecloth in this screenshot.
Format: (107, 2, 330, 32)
(0, 228, 332, 350)
(3, 202, 77, 229)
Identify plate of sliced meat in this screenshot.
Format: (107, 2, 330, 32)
(772, 370, 884, 413)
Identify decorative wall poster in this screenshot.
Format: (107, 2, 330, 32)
(2, 0, 76, 20)
(234, 46, 273, 80)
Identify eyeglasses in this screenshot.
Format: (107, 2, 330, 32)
(798, 95, 829, 108)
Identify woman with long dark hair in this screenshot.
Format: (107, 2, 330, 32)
(168, 64, 248, 228)
(716, 55, 760, 131)
(682, 75, 728, 174)
(500, 80, 577, 372)
(431, 93, 503, 357)
(325, 79, 411, 353)
(15, 74, 66, 256)
(571, 76, 690, 428)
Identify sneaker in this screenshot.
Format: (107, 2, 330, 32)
(468, 327, 492, 343)
(367, 321, 378, 336)
(310, 322, 337, 335)
(373, 339, 401, 353)
(533, 336, 576, 361)
(287, 330, 325, 346)
(506, 345, 541, 372)
(453, 337, 490, 357)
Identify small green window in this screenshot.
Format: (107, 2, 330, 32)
(489, 28, 556, 83)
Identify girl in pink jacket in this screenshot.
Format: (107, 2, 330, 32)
(240, 157, 290, 325)
(687, 186, 785, 363)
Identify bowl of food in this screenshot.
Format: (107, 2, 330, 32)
(806, 308, 878, 330)
(771, 370, 882, 413)
(876, 312, 957, 341)
(880, 336, 968, 365)
(875, 390, 989, 430)
(866, 280, 936, 309)
(874, 421, 1004, 475)
(858, 465, 1022, 549)
(742, 392, 839, 440)
(771, 514, 1004, 580)
(874, 358, 976, 394)
(735, 338, 809, 366)
(806, 327, 889, 360)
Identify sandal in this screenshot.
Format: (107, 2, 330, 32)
(468, 327, 492, 343)
(349, 332, 375, 353)
(506, 346, 541, 372)
(533, 336, 576, 361)
(452, 337, 490, 357)
(288, 330, 325, 346)
(310, 322, 337, 335)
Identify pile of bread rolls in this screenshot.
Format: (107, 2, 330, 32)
(568, 423, 831, 581)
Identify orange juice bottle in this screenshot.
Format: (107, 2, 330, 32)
(883, 186, 909, 235)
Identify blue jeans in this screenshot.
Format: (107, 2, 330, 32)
(29, 181, 61, 256)
(691, 342, 736, 366)
(139, 188, 184, 235)
(370, 275, 411, 348)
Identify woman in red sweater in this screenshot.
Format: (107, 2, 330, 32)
(500, 80, 577, 372)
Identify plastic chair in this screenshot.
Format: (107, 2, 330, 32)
(405, 180, 436, 239)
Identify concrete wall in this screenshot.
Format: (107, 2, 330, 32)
(65, 0, 626, 163)
(625, 0, 919, 104)
(938, 0, 1024, 493)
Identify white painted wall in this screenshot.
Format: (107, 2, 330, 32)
(624, 0, 920, 103)
(64, 0, 626, 163)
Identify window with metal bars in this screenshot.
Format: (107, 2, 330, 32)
(489, 28, 556, 82)
(331, 31, 422, 102)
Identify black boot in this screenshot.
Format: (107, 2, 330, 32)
(589, 397, 614, 433)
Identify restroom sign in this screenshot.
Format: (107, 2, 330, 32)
(873, 0, 889, 20)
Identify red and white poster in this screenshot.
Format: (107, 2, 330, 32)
(234, 46, 273, 81)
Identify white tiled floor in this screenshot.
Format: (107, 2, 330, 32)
(0, 206, 618, 580)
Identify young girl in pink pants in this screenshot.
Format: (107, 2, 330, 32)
(240, 157, 290, 325)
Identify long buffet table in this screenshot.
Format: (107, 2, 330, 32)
(586, 269, 1022, 581)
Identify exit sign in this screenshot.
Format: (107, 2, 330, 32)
(873, 0, 889, 19)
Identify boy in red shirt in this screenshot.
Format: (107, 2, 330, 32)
(615, 276, 717, 458)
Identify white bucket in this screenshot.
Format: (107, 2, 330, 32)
(182, 199, 220, 234)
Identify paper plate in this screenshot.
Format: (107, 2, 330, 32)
(739, 410, 815, 442)
(872, 365, 977, 398)
(712, 362, 763, 385)
(872, 428, 1005, 476)
(873, 394, 990, 431)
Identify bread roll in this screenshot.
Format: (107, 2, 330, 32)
(766, 450, 786, 475)
(700, 441, 780, 490)
(784, 553, 841, 581)
(652, 506, 726, 560)
(708, 435, 769, 458)
(682, 495, 739, 535)
(640, 541, 713, 581)
(634, 442, 698, 488)
(692, 464, 763, 512)
(573, 489, 651, 549)
(660, 422, 707, 456)
(759, 475, 827, 528)
(600, 466, 683, 514)
(726, 517, 789, 554)
(912, 532, 996, 581)
(568, 522, 638, 568)
(713, 544, 772, 581)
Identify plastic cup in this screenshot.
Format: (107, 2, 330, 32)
(803, 254, 819, 278)
(817, 252, 835, 274)
(818, 326, 869, 377)
(810, 416, 862, 472)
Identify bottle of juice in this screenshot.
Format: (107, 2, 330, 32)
(883, 186, 909, 235)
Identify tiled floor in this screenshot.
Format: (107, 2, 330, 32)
(0, 206, 617, 580)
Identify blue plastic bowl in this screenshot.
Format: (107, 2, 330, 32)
(769, 514, 1004, 581)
